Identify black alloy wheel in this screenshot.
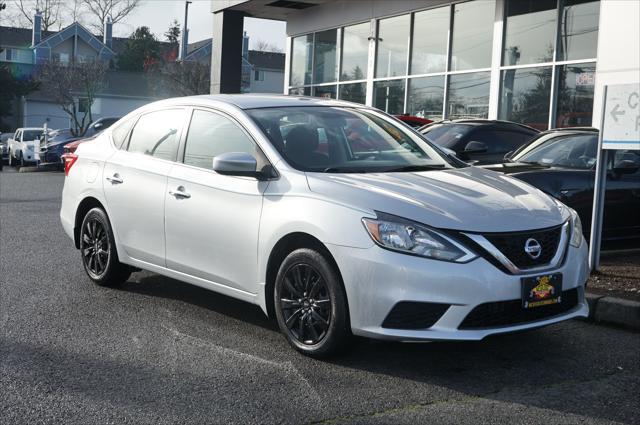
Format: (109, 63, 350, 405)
(81, 216, 110, 279)
(274, 248, 351, 357)
(79, 207, 131, 286)
(280, 263, 332, 345)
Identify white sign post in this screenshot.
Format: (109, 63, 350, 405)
(589, 83, 640, 271)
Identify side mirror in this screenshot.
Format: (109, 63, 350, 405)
(613, 160, 639, 175)
(464, 141, 488, 154)
(213, 152, 262, 179)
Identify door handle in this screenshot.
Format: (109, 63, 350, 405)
(106, 173, 123, 184)
(169, 186, 191, 199)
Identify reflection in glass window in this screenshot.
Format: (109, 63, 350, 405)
(314, 29, 338, 84)
(339, 82, 366, 104)
(373, 80, 405, 115)
(558, 0, 600, 61)
(408, 76, 444, 120)
(451, 0, 495, 71)
(375, 14, 410, 78)
(341, 22, 370, 81)
(447, 72, 490, 119)
(291, 34, 313, 86)
(184, 110, 267, 171)
(314, 85, 337, 99)
(127, 109, 185, 162)
(289, 87, 311, 96)
(515, 134, 597, 169)
(499, 67, 552, 130)
(411, 6, 449, 74)
(556, 63, 596, 128)
(503, 0, 556, 66)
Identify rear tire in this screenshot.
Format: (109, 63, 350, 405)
(8, 151, 13, 167)
(274, 248, 351, 358)
(80, 207, 131, 287)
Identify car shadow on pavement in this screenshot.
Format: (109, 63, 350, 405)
(118, 272, 278, 332)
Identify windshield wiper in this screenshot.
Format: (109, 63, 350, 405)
(322, 167, 367, 173)
(384, 164, 446, 173)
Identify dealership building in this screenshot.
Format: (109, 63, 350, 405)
(210, 0, 639, 130)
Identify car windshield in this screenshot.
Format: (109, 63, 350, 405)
(23, 130, 43, 141)
(246, 106, 453, 173)
(513, 133, 598, 169)
(420, 124, 474, 148)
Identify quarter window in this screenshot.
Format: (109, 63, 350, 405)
(127, 109, 185, 162)
(111, 116, 137, 149)
(183, 110, 268, 172)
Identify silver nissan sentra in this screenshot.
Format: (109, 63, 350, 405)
(60, 95, 589, 357)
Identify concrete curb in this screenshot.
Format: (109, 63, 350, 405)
(586, 292, 640, 330)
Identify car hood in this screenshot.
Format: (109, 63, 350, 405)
(306, 166, 568, 232)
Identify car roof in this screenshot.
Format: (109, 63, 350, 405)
(147, 94, 368, 111)
(423, 119, 539, 133)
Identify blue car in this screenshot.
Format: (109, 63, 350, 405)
(42, 117, 120, 165)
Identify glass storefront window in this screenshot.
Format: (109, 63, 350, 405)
(291, 35, 313, 86)
(451, 0, 495, 71)
(313, 85, 337, 99)
(447, 72, 491, 119)
(375, 14, 410, 78)
(289, 87, 311, 96)
(339, 83, 367, 104)
(341, 22, 370, 81)
(407, 76, 445, 120)
(499, 67, 552, 130)
(558, 0, 600, 61)
(411, 6, 449, 75)
(503, 0, 557, 66)
(556, 63, 596, 127)
(373, 80, 405, 114)
(314, 29, 338, 84)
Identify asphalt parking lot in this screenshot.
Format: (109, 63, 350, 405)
(1, 170, 639, 425)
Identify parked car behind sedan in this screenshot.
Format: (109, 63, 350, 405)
(395, 114, 433, 129)
(8, 127, 44, 167)
(61, 95, 589, 357)
(44, 117, 121, 166)
(420, 119, 539, 165)
(484, 128, 640, 245)
(0, 132, 14, 170)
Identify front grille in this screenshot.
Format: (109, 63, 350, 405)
(483, 225, 563, 269)
(382, 301, 451, 330)
(459, 288, 579, 330)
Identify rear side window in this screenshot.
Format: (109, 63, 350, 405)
(127, 109, 186, 161)
(183, 109, 269, 171)
(111, 117, 136, 149)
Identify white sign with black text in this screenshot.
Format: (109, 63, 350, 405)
(601, 83, 640, 150)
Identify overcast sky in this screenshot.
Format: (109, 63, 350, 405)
(121, 0, 287, 50)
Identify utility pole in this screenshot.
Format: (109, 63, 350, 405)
(179, 1, 192, 61)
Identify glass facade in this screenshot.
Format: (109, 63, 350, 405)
(288, 0, 599, 128)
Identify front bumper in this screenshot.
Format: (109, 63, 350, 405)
(327, 240, 589, 341)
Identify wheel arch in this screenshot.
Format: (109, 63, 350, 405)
(73, 196, 106, 249)
(264, 232, 349, 322)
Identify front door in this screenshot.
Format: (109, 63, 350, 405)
(103, 108, 187, 266)
(164, 109, 271, 293)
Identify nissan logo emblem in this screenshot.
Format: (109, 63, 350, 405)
(524, 238, 542, 259)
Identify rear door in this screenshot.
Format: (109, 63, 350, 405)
(103, 108, 187, 266)
(164, 108, 270, 293)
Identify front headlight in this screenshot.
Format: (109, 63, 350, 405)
(569, 209, 583, 248)
(362, 213, 476, 262)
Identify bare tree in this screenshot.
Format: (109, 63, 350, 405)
(64, 0, 85, 24)
(12, 0, 64, 31)
(38, 60, 107, 136)
(82, 0, 140, 36)
(253, 39, 283, 53)
(152, 61, 210, 97)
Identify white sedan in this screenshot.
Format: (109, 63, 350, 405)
(60, 95, 589, 357)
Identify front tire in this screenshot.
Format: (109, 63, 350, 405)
(274, 248, 351, 358)
(80, 207, 131, 286)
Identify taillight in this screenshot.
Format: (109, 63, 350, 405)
(62, 153, 78, 176)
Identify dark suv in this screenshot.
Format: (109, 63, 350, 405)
(420, 119, 539, 165)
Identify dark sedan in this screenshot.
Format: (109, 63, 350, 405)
(484, 128, 640, 245)
(42, 117, 120, 165)
(420, 119, 539, 165)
